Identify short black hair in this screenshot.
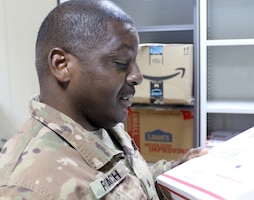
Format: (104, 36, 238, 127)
(35, 0, 135, 71)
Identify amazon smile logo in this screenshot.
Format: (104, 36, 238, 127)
(143, 68, 185, 81)
(145, 68, 186, 103)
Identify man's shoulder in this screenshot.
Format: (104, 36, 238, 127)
(0, 124, 97, 199)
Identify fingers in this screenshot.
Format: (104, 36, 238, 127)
(172, 147, 209, 169)
(186, 147, 208, 160)
(199, 148, 209, 156)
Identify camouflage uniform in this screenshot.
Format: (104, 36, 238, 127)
(0, 96, 173, 199)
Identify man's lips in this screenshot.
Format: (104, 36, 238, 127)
(119, 94, 134, 107)
(120, 94, 134, 101)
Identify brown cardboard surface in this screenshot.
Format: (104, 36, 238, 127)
(126, 107, 194, 162)
(134, 44, 193, 105)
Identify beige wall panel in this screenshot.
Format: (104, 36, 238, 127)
(0, 0, 56, 142)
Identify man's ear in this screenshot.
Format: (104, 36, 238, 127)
(48, 48, 71, 83)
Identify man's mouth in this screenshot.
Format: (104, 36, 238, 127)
(121, 93, 134, 100)
(120, 94, 134, 107)
(121, 96, 130, 101)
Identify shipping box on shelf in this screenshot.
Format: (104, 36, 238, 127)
(125, 107, 194, 163)
(156, 126, 254, 200)
(133, 43, 193, 105)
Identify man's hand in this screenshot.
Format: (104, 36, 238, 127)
(171, 147, 208, 169)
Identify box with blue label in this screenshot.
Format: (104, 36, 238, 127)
(125, 108, 194, 162)
(134, 43, 193, 104)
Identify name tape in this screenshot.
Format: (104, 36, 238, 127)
(90, 161, 130, 199)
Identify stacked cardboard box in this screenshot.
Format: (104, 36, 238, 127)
(127, 43, 194, 162)
(134, 43, 193, 105)
(125, 108, 194, 162)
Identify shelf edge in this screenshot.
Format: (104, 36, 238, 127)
(136, 24, 194, 32)
(206, 39, 254, 46)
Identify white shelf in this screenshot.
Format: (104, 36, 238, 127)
(206, 39, 254, 46)
(199, 0, 254, 147)
(206, 101, 254, 114)
(136, 24, 194, 32)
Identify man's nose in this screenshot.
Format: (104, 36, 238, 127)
(126, 64, 143, 85)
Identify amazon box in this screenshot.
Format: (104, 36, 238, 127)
(134, 44, 193, 104)
(125, 108, 194, 163)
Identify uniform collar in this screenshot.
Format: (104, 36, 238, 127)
(30, 96, 124, 170)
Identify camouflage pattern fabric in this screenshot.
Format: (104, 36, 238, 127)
(0, 96, 174, 199)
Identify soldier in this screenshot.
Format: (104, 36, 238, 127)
(0, 0, 207, 199)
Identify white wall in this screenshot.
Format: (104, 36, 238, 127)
(0, 0, 56, 143)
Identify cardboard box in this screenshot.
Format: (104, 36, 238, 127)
(133, 43, 193, 105)
(156, 126, 254, 200)
(125, 108, 194, 162)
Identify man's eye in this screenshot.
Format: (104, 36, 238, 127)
(115, 62, 128, 68)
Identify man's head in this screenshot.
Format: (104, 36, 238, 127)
(35, 0, 143, 131)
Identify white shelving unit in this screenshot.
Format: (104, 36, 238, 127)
(199, 0, 254, 147)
